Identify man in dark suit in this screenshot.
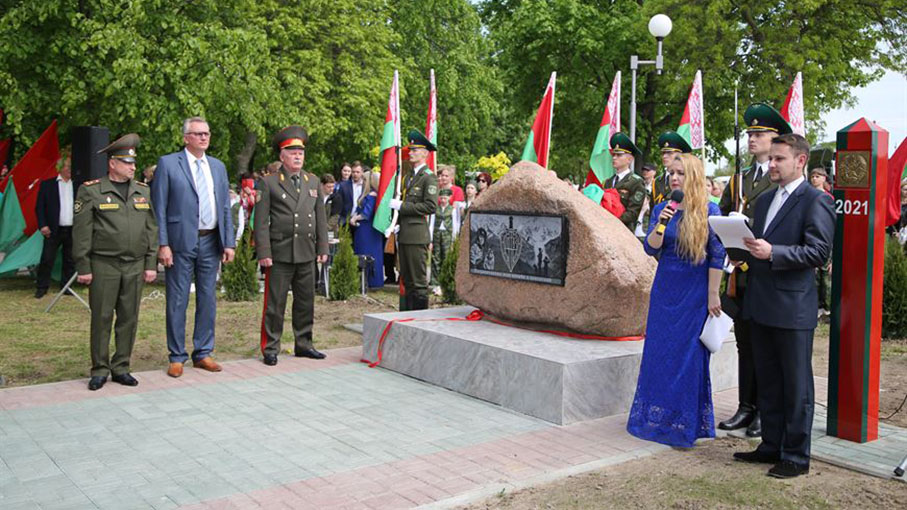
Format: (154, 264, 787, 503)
(255, 126, 328, 366)
(151, 116, 235, 378)
(718, 103, 791, 438)
(34, 152, 75, 298)
(337, 161, 364, 228)
(732, 133, 835, 479)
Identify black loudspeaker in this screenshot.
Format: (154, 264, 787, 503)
(71, 126, 109, 187)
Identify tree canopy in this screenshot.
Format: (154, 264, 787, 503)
(0, 0, 904, 180)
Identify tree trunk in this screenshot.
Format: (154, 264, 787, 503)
(234, 130, 257, 180)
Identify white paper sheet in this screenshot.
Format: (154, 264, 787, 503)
(708, 215, 755, 250)
(700, 311, 733, 354)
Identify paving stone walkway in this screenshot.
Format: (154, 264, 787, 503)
(0, 347, 903, 510)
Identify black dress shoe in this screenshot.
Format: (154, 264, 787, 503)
(295, 347, 326, 360)
(745, 413, 762, 437)
(34, 288, 47, 299)
(733, 450, 780, 464)
(718, 406, 756, 430)
(768, 460, 809, 479)
(111, 373, 139, 386)
(88, 376, 107, 391)
(263, 354, 278, 366)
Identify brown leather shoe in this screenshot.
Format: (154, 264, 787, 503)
(193, 357, 222, 372)
(167, 362, 183, 378)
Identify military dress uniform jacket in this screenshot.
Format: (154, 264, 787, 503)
(254, 167, 328, 264)
(72, 177, 158, 273)
(719, 163, 776, 220)
(653, 173, 670, 205)
(398, 165, 438, 245)
(604, 172, 647, 231)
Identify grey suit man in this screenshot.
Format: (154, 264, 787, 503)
(151, 117, 235, 378)
(255, 126, 328, 366)
(732, 134, 835, 479)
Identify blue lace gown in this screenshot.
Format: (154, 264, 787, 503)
(626, 201, 726, 447)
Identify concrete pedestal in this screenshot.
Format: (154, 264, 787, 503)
(362, 306, 738, 425)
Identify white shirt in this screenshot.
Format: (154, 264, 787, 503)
(614, 168, 632, 184)
(753, 159, 769, 181)
(352, 181, 363, 215)
(185, 149, 217, 229)
(764, 176, 804, 231)
(57, 176, 73, 227)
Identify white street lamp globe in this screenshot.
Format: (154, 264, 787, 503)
(648, 14, 673, 39)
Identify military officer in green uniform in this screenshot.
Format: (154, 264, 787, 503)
(255, 126, 328, 366)
(717, 102, 792, 437)
(390, 130, 438, 311)
(604, 132, 647, 232)
(655, 131, 693, 205)
(73, 134, 158, 391)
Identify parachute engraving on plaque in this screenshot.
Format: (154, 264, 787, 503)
(468, 211, 568, 286)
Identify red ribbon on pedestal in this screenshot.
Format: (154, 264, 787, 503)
(361, 309, 644, 368)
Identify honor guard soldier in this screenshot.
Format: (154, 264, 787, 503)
(254, 126, 328, 366)
(390, 130, 439, 311)
(717, 102, 792, 437)
(73, 134, 159, 391)
(605, 132, 647, 232)
(655, 131, 693, 205)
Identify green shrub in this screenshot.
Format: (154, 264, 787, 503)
(329, 225, 360, 301)
(222, 229, 259, 301)
(882, 238, 907, 339)
(439, 235, 461, 304)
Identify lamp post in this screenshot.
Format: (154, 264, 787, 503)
(629, 14, 672, 143)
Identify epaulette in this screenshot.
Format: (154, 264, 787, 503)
(136, 181, 148, 187)
(628, 173, 642, 180)
(83, 179, 100, 186)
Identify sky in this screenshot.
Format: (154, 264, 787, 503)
(711, 70, 907, 174)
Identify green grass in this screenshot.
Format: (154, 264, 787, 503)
(0, 276, 399, 387)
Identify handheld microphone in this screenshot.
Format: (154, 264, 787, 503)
(655, 190, 684, 235)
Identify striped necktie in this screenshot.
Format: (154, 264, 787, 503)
(195, 159, 214, 226)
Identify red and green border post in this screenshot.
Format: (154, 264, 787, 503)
(828, 118, 889, 443)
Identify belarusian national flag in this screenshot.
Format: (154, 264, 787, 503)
(677, 70, 705, 149)
(584, 72, 621, 187)
(520, 72, 556, 168)
(0, 181, 26, 252)
(373, 71, 401, 236)
(0, 230, 43, 274)
(1, 120, 60, 235)
(781, 72, 805, 136)
(425, 69, 438, 172)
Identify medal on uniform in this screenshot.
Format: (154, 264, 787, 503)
(106, 196, 111, 203)
(309, 189, 317, 198)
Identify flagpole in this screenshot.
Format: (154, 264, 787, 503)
(547, 72, 556, 169)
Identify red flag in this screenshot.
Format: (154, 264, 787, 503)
(2, 120, 60, 235)
(0, 139, 10, 170)
(781, 73, 805, 136)
(887, 137, 907, 227)
(520, 72, 556, 168)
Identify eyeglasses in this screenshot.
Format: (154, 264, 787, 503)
(478, 179, 488, 183)
(187, 132, 211, 138)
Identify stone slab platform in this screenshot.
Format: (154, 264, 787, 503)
(362, 306, 738, 425)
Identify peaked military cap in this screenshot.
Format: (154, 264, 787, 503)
(744, 103, 792, 135)
(609, 132, 641, 158)
(97, 133, 140, 163)
(657, 131, 693, 153)
(407, 129, 436, 152)
(438, 188, 452, 197)
(273, 125, 308, 152)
